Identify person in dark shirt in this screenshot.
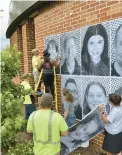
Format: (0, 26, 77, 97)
(40, 50, 60, 97)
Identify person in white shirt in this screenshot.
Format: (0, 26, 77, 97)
(99, 94, 122, 155)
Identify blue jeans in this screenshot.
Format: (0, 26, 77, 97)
(25, 104, 36, 120)
(66, 113, 76, 128)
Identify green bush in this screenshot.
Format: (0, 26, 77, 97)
(7, 141, 34, 155)
(1, 46, 27, 152)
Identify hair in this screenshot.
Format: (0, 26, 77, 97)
(43, 49, 50, 57)
(31, 49, 38, 55)
(65, 78, 77, 88)
(21, 73, 31, 80)
(115, 24, 122, 46)
(109, 93, 121, 106)
(46, 39, 59, 54)
(40, 93, 53, 108)
(63, 88, 69, 96)
(83, 81, 106, 116)
(65, 93, 74, 103)
(63, 88, 74, 103)
(81, 24, 109, 72)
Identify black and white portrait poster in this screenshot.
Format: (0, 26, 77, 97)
(110, 18, 122, 76)
(81, 77, 110, 117)
(60, 29, 81, 75)
(61, 107, 104, 155)
(61, 75, 82, 120)
(81, 22, 110, 76)
(44, 34, 60, 74)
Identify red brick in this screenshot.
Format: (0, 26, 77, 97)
(100, 7, 111, 13)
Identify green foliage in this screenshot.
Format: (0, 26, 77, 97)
(1, 46, 27, 152)
(7, 132, 34, 155)
(7, 141, 34, 155)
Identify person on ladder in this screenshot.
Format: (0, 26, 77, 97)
(39, 49, 60, 98)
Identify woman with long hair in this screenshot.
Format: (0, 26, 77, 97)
(81, 24, 109, 76)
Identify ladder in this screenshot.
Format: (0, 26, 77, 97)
(35, 67, 58, 112)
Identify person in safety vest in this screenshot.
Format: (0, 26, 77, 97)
(39, 50, 60, 98)
(27, 93, 68, 155)
(21, 73, 37, 120)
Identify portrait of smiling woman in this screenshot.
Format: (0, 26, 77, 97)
(83, 81, 110, 117)
(81, 24, 109, 76)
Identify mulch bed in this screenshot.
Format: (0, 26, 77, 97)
(69, 142, 102, 155)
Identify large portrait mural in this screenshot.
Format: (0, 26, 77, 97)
(44, 18, 122, 154)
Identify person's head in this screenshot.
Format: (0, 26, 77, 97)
(40, 93, 53, 109)
(65, 78, 78, 107)
(21, 73, 31, 81)
(82, 24, 108, 66)
(114, 24, 122, 67)
(65, 93, 74, 103)
(46, 40, 59, 60)
(64, 36, 77, 62)
(70, 113, 102, 141)
(83, 82, 107, 115)
(109, 93, 121, 106)
(43, 49, 50, 58)
(31, 49, 39, 56)
(63, 88, 69, 96)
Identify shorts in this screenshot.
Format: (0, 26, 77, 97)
(102, 130, 122, 154)
(66, 113, 76, 128)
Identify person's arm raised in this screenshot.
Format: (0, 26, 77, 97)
(50, 56, 60, 67)
(99, 104, 109, 123)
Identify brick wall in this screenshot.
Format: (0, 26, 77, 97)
(22, 19, 35, 86)
(10, 0, 122, 150)
(11, 27, 23, 84)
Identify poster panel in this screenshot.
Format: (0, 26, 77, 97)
(61, 75, 82, 120)
(82, 77, 110, 117)
(61, 107, 104, 155)
(60, 29, 81, 75)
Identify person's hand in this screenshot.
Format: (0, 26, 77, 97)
(99, 104, 104, 113)
(57, 56, 61, 60)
